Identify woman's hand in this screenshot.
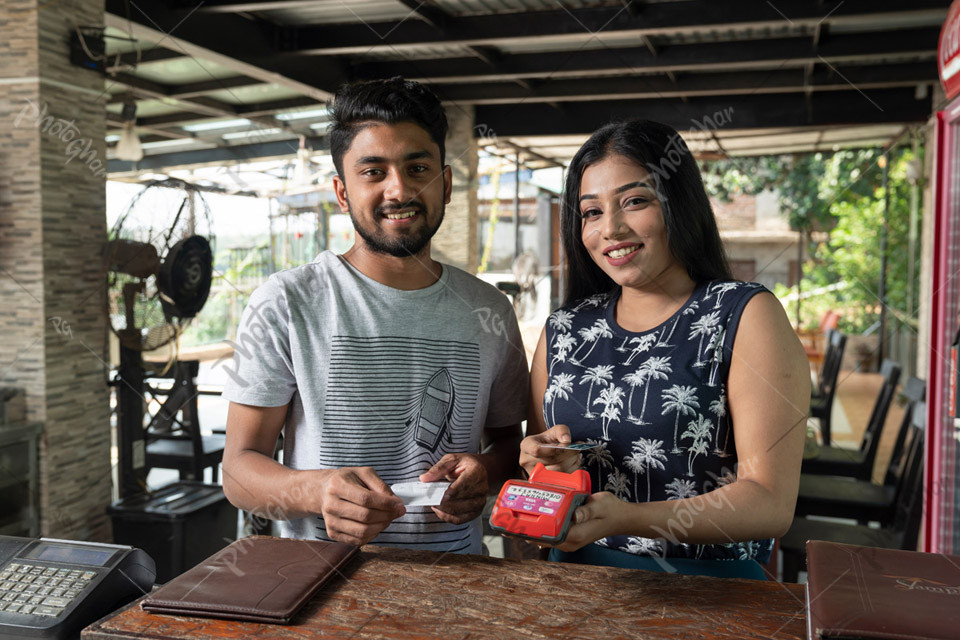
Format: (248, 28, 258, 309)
(553, 491, 626, 552)
(519, 424, 582, 475)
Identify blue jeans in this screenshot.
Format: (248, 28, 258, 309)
(548, 546, 769, 580)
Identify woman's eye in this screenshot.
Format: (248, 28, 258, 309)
(624, 196, 650, 207)
(580, 208, 602, 220)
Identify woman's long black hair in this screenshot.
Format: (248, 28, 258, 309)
(561, 120, 732, 306)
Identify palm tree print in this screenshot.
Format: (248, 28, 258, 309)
(579, 365, 613, 418)
(708, 395, 727, 455)
(569, 326, 598, 363)
(622, 334, 658, 365)
(603, 467, 630, 500)
(583, 438, 614, 470)
(656, 314, 682, 348)
(635, 356, 672, 424)
(706, 328, 725, 387)
(624, 536, 662, 555)
(664, 478, 698, 500)
(709, 282, 740, 309)
(548, 309, 574, 333)
(572, 293, 607, 312)
(578, 319, 613, 363)
(549, 332, 578, 375)
(593, 383, 625, 440)
(622, 369, 646, 422)
(689, 310, 721, 367)
(681, 414, 713, 477)
(544, 373, 575, 426)
(615, 335, 630, 352)
(661, 384, 700, 453)
(624, 437, 667, 501)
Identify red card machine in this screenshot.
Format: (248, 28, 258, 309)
(489, 463, 591, 544)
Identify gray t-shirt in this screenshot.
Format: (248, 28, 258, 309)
(221, 251, 529, 553)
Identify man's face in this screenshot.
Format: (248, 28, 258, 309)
(333, 121, 452, 258)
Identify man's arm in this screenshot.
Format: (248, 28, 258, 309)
(223, 401, 406, 545)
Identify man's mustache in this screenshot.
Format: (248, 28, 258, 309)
(376, 201, 426, 216)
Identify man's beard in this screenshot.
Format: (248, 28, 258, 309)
(347, 196, 445, 258)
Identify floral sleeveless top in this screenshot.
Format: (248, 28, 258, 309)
(543, 280, 773, 562)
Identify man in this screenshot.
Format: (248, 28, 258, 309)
(221, 77, 529, 554)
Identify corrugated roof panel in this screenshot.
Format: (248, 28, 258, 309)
(436, 0, 657, 17)
(127, 58, 238, 84)
(348, 44, 479, 62)
(259, 0, 424, 25)
(206, 84, 305, 106)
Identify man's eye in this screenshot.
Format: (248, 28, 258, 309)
(361, 168, 384, 177)
(410, 164, 430, 174)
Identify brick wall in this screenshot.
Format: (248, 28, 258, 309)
(0, 0, 111, 541)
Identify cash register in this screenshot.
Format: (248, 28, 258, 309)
(0, 536, 155, 639)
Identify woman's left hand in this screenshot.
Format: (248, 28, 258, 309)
(552, 491, 626, 552)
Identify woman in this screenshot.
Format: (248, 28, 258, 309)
(520, 120, 809, 580)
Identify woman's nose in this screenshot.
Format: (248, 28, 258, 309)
(602, 207, 626, 238)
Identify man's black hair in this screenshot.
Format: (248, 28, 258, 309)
(328, 77, 448, 177)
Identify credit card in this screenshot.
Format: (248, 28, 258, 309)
(539, 442, 599, 451)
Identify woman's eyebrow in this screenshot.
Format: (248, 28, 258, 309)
(614, 180, 654, 194)
(579, 180, 654, 203)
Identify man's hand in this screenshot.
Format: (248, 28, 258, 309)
(316, 467, 406, 546)
(519, 424, 582, 475)
(420, 454, 488, 524)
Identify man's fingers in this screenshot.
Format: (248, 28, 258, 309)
(353, 467, 398, 497)
(420, 455, 458, 482)
(333, 474, 404, 515)
(326, 498, 402, 526)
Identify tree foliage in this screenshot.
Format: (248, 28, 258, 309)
(698, 143, 923, 334)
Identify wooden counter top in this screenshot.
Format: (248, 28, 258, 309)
(83, 545, 807, 639)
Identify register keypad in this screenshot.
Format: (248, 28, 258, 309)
(0, 563, 94, 617)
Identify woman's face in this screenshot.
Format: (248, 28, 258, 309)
(578, 154, 682, 289)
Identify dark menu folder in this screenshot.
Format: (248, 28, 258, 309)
(805, 541, 960, 640)
(142, 536, 359, 624)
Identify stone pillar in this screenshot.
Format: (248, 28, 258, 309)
(433, 104, 478, 274)
(0, 0, 111, 540)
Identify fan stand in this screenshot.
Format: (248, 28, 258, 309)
(117, 329, 148, 498)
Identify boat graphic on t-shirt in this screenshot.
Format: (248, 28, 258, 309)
(411, 368, 455, 452)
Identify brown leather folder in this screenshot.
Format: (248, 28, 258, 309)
(142, 536, 359, 624)
(805, 540, 960, 640)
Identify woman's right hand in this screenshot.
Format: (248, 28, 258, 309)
(520, 424, 583, 475)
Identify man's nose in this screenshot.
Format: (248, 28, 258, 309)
(383, 168, 417, 203)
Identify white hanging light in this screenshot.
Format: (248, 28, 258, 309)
(115, 101, 143, 162)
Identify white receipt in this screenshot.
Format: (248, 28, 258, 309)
(390, 481, 451, 507)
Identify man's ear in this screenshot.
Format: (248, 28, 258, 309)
(332, 175, 350, 213)
(443, 165, 453, 205)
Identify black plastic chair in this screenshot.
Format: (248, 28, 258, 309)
(808, 330, 847, 446)
(144, 360, 226, 483)
(781, 402, 925, 582)
(794, 380, 925, 525)
(802, 359, 902, 481)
